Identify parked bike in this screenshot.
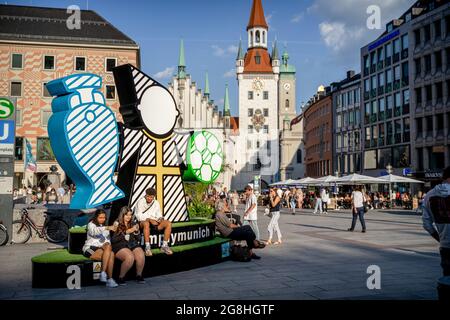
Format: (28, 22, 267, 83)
(0, 220, 8, 246)
(12, 207, 69, 244)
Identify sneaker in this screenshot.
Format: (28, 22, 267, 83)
(117, 278, 127, 286)
(145, 248, 153, 257)
(99, 271, 107, 283)
(136, 275, 146, 284)
(362, 230, 366, 233)
(347, 228, 354, 232)
(251, 253, 261, 260)
(106, 278, 118, 288)
(161, 245, 173, 255)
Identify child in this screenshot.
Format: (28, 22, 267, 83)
(82, 209, 118, 288)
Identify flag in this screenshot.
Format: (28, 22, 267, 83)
(24, 138, 36, 172)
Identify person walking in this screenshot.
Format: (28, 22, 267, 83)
(321, 188, 330, 214)
(422, 166, 450, 276)
(348, 186, 367, 233)
(297, 188, 304, 210)
(313, 191, 323, 214)
(243, 185, 260, 241)
(290, 189, 297, 215)
(266, 188, 283, 245)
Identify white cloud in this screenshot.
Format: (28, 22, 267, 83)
(223, 69, 235, 78)
(154, 66, 175, 80)
(212, 45, 239, 57)
(319, 22, 364, 52)
(291, 12, 304, 23)
(218, 98, 225, 106)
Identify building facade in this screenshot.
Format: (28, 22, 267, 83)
(360, 0, 449, 185)
(410, 2, 450, 186)
(303, 87, 333, 178)
(331, 71, 363, 176)
(232, 0, 300, 190)
(0, 5, 140, 189)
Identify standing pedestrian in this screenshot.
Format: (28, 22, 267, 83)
(313, 191, 323, 214)
(422, 166, 450, 276)
(290, 188, 297, 215)
(243, 185, 260, 241)
(266, 188, 282, 245)
(348, 186, 366, 233)
(297, 188, 304, 210)
(321, 188, 330, 214)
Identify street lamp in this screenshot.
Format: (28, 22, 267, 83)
(386, 164, 393, 207)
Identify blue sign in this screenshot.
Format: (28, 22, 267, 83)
(368, 29, 400, 52)
(403, 168, 412, 176)
(0, 120, 15, 144)
(46, 73, 125, 209)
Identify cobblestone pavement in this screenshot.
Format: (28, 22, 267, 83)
(0, 207, 442, 300)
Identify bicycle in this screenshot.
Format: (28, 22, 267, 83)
(11, 207, 69, 244)
(0, 220, 8, 246)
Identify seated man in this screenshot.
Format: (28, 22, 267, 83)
(215, 199, 264, 260)
(135, 188, 173, 256)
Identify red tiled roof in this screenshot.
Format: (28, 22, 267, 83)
(244, 48, 272, 73)
(247, 0, 268, 30)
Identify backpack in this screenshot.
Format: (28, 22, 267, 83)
(230, 244, 252, 262)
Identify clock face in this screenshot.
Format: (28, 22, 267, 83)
(283, 83, 291, 91)
(252, 78, 264, 92)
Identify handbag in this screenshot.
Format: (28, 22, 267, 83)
(230, 245, 252, 262)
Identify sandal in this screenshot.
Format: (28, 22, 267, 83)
(274, 241, 282, 245)
(266, 240, 273, 245)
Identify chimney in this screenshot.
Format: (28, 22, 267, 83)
(347, 70, 355, 79)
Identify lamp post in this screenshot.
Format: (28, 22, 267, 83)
(386, 164, 393, 207)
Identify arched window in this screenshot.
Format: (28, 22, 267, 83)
(285, 99, 290, 110)
(255, 31, 260, 43)
(250, 31, 253, 46)
(262, 31, 266, 44)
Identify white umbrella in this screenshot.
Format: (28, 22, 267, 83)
(269, 179, 296, 187)
(290, 177, 320, 186)
(378, 174, 424, 184)
(336, 173, 385, 185)
(314, 175, 339, 185)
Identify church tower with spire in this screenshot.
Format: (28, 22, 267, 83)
(233, 0, 283, 190)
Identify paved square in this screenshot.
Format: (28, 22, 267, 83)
(0, 207, 442, 300)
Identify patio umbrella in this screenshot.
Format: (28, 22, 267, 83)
(289, 177, 320, 186)
(269, 179, 296, 187)
(314, 175, 340, 185)
(335, 173, 385, 185)
(377, 174, 424, 184)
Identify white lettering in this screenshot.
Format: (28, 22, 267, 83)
(66, 265, 81, 290)
(367, 5, 381, 30)
(66, 5, 81, 30)
(366, 265, 381, 290)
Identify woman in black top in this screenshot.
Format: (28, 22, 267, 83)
(266, 188, 282, 245)
(111, 206, 146, 285)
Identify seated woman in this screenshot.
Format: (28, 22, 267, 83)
(111, 206, 146, 285)
(215, 200, 265, 260)
(82, 209, 118, 288)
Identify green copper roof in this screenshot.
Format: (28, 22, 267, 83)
(223, 84, 230, 116)
(280, 47, 296, 73)
(272, 40, 279, 60)
(204, 72, 210, 96)
(178, 39, 186, 67)
(237, 39, 245, 60)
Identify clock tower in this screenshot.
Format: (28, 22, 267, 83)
(234, 0, 280, 190)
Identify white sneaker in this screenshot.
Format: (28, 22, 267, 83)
(99, 271, 107, 283)
(106, 278, 118, 288)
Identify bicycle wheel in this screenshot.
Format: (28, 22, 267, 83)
(0, 225, 8, 246)
(11, 220, 32, 244)
(44, 219, 69, 243)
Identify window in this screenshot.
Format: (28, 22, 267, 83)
(377, 47, 384, 63)
(349, 110, 355, 124)
(296, 149, 302, 164)
(263, 91, 268, 100)
(386, 69, 393, 84)
(37, 137, 56, 161)
(285, 99, 289, 110)
(364, 79, 370, 93)
(255, 53, 261, 65)
(435, 51, 442, 70)
(372, 100, 378, 115)
(248, 108, 254, 117)
(336, 134, 342, 148)
(106, 85, 116, 100)
(15, 109, 22, 126)
(424, 25, 431, 43)
(393, 38, 400, 54)
(436, 82, 443, 101)
(395, 92, 401, 108)
(394, 65, 401, 81)
(337, 114, 342, 128)
(417, 118, 423, 137)
(75, 57, 86, 71)
(425, 85, 432, 102)
(403, 118, 410, 142)
(393, 145, 409, 168)
(15, 137, 23, 161)
(414, 29, 421, 46)
(379, 98, 385, 112)
(248, 125, 254, 134)
(41, 110, 52, 127)
(43, 83, 51, 97)
(371, 51, 377, 66)
(11, 53, 23, 69)
(401, 62, 408, 82)
(434, 20, 442, 39)
(447, 15, 450, 36)
(403, 89, 410, 105)
(401, 34, 409, 50)
(415, 58, 421, 76)
(263, 108, 268, 117)
(385, 42, 392, 58)
(255, 31, 260, 43)
(10, 81, 22, 97)
(354, 89, 360, 104)
(263, 125, 269, 134)
(378, 148, 391, 169)
(371, 75, 377, 90)
(364, 55, 370, 70)
(348, 91, 353, 105)
(247, 140, 252, 149)
(416, 88, 422, 104)
(364, 150, 377, 170)
(44, 55, 55, 70)
(105, 58, 116, 72)
(378, 72, 385, 88)
(424, 55, 432, 73)
(426, 116, 433, 134)
(248, 91, 254, 100)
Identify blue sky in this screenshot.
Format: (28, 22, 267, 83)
(9, 0, 415, 115)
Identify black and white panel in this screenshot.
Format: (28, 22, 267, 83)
(163, 175, 188, 222)
(130, 175, 156, 211)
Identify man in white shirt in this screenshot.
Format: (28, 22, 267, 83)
(243, 185, 260, 241)
(348, 186, 366, 233)
(135, 188, 173, 256)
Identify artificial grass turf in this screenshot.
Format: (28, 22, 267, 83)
(69, 217, 214, 234)
(32, 236, 230, 264)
